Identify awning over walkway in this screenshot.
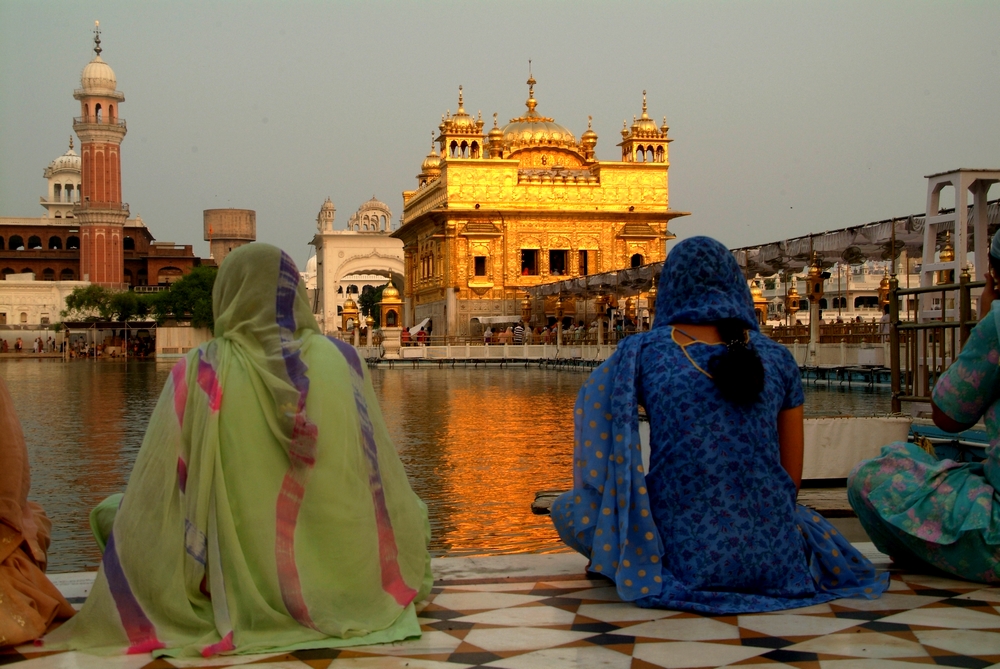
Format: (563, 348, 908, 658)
(733, 200, 999, 276)
(523, 200, 1000, 298)
(62, 321, 157, 330)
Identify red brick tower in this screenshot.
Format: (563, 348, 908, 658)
(73, 21, 128, 287)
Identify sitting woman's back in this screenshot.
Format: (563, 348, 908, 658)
(551, 236, 888, 613)
(49, 244, 431, 658)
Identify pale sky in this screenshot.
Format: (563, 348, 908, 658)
(2, 1, 998, 270)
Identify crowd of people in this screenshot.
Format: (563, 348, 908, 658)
(7, 235, 1000, 657)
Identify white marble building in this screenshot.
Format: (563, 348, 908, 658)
(310, 197, 404, 334)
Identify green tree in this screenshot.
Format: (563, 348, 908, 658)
(61, 285, 115, 321)
(150, 266, 218, 330)
(358, 284, 387, 328)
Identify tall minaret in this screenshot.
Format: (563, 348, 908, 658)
(73, 21, 128, 287)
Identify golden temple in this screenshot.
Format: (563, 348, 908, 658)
(394, 75, 689, 338)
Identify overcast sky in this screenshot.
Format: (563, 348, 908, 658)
(2, 1, 998, 270)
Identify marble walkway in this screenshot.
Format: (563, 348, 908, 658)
(6, 547, 1000, 669)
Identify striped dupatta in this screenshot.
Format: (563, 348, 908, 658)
(48, 244, 431, 658)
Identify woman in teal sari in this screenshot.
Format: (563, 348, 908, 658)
(49, 244, 431, 658)
(849, 233, 1000, 582)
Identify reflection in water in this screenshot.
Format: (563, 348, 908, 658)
(1, 360, 892, 572)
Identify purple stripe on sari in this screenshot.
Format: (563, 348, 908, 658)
(196, 353, 222, 412)
(201, 631, 234, 658)
(102, 530, 165, 654)
(272, 251, 319, 628)
(330, 337, 418, 607)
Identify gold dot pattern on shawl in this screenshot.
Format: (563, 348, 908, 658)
(591, 502, 597, 509)
(604, 544, 611, 551)
(645, 532, 654, 540)
(639, 486, 646, 494)
(604, 367, 609, 373)
(636, 547, 643, 555)
(594, 564, 602, 571)
(624, 579, 633, 586)
(865, 587, 872, 593)
(603, 508, 611, 516)
(831, 529, 838, 535)
(637, 464, 644, 473)
(582, 516, 590, 523)
(575, 495, 581, 503)
(596, 529, 603, 536)
(585, 395, 591, 402)
(610, 488, 616, 496)
(823, 532, 830, 539)
(617, 476, 623, 485)
(616, 434, 624, 442)
(601, 432, 609, 439)
(639, 569, 646, 577)
(577, 532, 584, 540)
(596, 451, 603, 458)
(813, 515, 820, 522)
(641, 586, 649, 594)
(590, 420, 597, 428)
(585, 440, 592, 447)
(590, 470, 597, 478)
(641, 509, 649, 517)
(594, 402, 601, 409)
(605, 413, 612, 420)
(576, 408, 583, 415)
(616, 455, 624, 464)
(833, 566, 841, 574)
(651, 555, 659, 563)
(599, 384, 605, 390)
(613, 561, 619, 568)
(623, 559, 631, 567)
(832, 549, 839, 557)
(619, 499, 626, 508)
(831, 579, 838, 586)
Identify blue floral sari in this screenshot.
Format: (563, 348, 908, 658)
(552, 236, 888, 614)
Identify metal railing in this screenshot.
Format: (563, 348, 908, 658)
(73, 116, 127, 129)
(769, 322, 883, 344)
(74, 201, 130, 213)
(889, 271, 984, 413)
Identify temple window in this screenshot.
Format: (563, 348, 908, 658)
(48, 236, 62, 250)
(819, 298, 828, 309)
(67, 236, 80, 250)
(579, 250, 590, 276)
(521, 249, 538, 276)
(123, 236, 135, 250)
(450, 141, 459, 157)
(470, 142, 480, 159)
(631, 253, 644, 268)
(28, 236, 42, 249)
(95, 104, 102, 122)
(42, 268, 55, 281)
(60, 268, 75, 280)
(656, 146, 665, 162)
(549, 250, 568, 276)
(54, 184, 62, 201)
(9, 236, 24, 250)
(474, 256, 487, 277)
(636, 147, 645, 162)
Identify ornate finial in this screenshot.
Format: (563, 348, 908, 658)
(430, 131, 435, 150)
(588, 115, 593, 129)
(69, 136, 74, 151)
(633, 115, 637, 123)
(93, 20, 102, 57)
(493, 112, 498, 128)
(642, 90, 647, 113)
(477, 110, 482, 121)
(526, 59, 536, 92)
(623, 119, 627, 129)
(457, 85, 464, 110)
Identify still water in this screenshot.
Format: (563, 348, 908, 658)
(1, 359, 891, 573)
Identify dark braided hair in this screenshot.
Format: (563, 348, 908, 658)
(708, 318, 765, 405)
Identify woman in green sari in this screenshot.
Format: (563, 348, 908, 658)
(49, 243, 431, 658)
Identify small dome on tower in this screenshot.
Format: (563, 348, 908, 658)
(581, 116, 598, 144)
(46, 138, 81, 174)
(500, 75, 577, 149)
(320, 197, 335, 212)
(305, 255, 318, 273)
(359, 195, 389, 212)
(631, 91, 658, 135)
(81, 56, 117, 94)
(421, 143, 441, 174)
(382, 283, 400, 300)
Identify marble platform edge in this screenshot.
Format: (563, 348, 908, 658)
(46, 543, 890, 597)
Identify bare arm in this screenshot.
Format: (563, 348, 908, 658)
(778, 405, 804, 491)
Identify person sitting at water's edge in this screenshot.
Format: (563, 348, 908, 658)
(0, 377, 76, 646)
(47, 243, 432, 657)
(848, 230, 1000, 583)
(551, 236, 888, 614)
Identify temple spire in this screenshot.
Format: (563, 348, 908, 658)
(93, 20, 102, 57)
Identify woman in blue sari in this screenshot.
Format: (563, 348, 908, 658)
(551, 236, 888, 614)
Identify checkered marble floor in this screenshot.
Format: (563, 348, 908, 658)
(7, 548, 1000, 668)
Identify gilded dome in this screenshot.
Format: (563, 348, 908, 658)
(420, 138, 441, 173)
(630, 91, 659, 136)
(46, 138, 80, 174)
(382, 283, 401, 300)
(581, 116, 598, 144)
(438, 86, 484, 137)
(500, 75, 577, 150)
(343, 298, 358, 310)
(81, 55, 117, 94)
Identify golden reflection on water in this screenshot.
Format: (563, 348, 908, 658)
(370, 366, 579, 557)
(1, 359, 891, 572)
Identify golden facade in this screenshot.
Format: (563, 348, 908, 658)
(394, 77, 688, 337)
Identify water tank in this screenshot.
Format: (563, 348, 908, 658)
(203, 209, 256, 264)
